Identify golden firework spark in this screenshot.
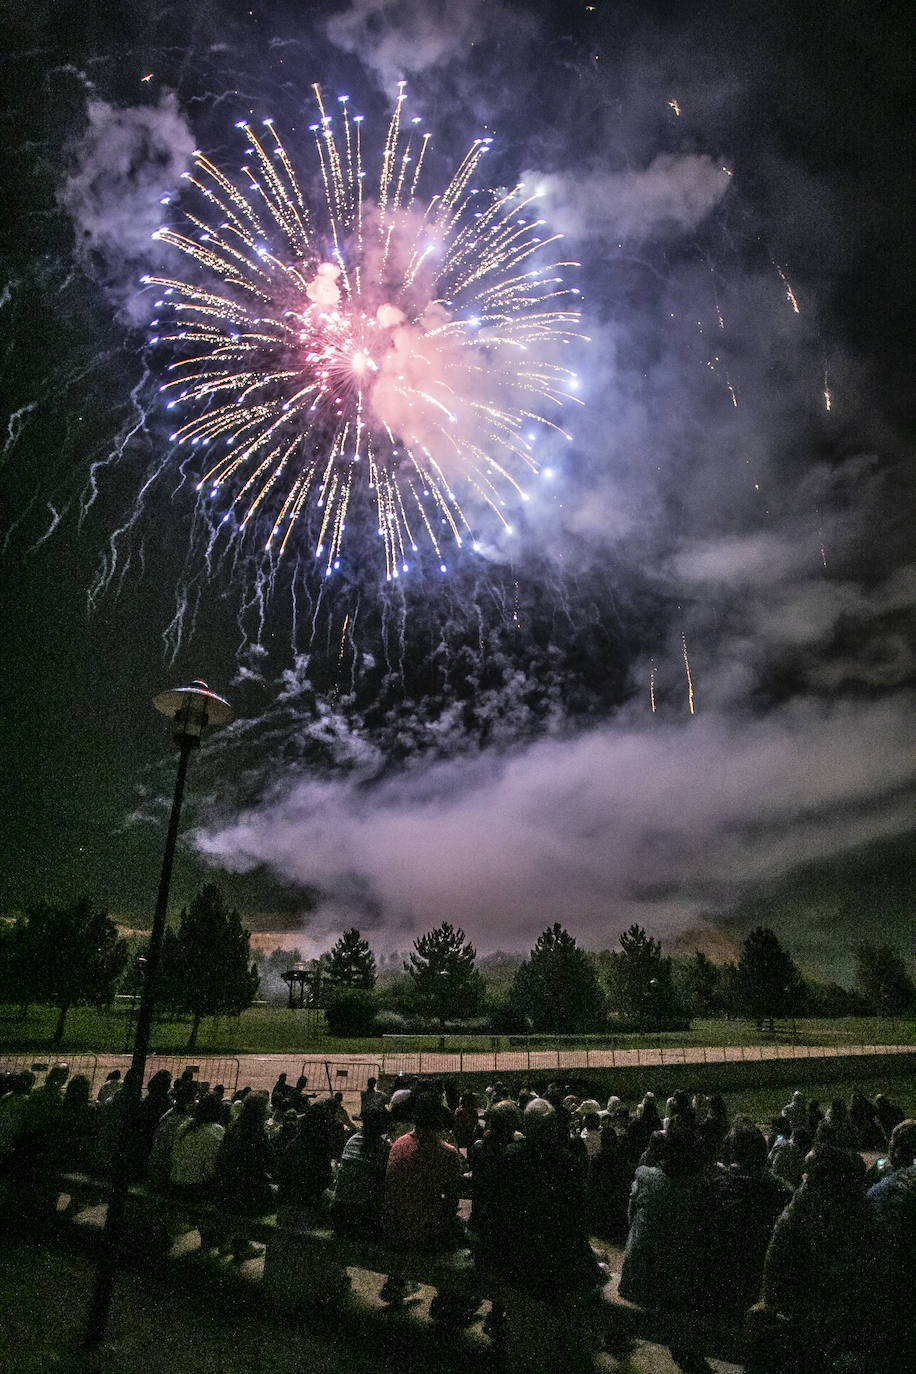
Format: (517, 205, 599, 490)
(142, 88, 584, 581)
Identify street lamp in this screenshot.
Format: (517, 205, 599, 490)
(86, 680, 232, 1349)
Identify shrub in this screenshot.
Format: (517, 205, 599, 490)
(373, 1008, 409, 1035)
(324, 988, 377, 1037)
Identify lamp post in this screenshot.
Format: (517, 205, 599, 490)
(86, 680, 232, 1349)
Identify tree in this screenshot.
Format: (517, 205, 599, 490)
(405, 921, 482, 1028)
(675, 950, 721, 1017)
(604, 924, 681, 1027)
(324, 927, 377, 990)
(736, 926, 804, 1033)
(510, 924, 605, 1033)
(854, 943, 915, 1016)
(16, 897, 127, 1045)
(172, 885, 260, 1049)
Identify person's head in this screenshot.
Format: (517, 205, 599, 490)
(802, 1144, 865, 1204)
(15, 1070, 36, 1094)
(366, 1077, 376, 1091)
(105, 1070, 121, 1084)
(411, 1092, 444, 1136)
(522, 1097, 557, 1146)
(213, 1083, 225, 1100)
(147, 1069, 172, 1098)
(276, 1073, 287, 1085)
(64, 1074, 90, 1107)
(579, 1099, 601, 1131)
(360, 1105, 389, 1139)
(725, 1121, 768, 1173)
(194, 1093, 224, 1127)
(333, 1091, 343, 1104)
(296, 1076, 308, 1091)
(173, 1078, 197, 1110)
(543, 1082, 564, 1109)
(888, 1119, 916, 1171)
(792, 1091, 804, 1105)
(47, 1062, 69, 1090)
(658, 1127, 704, 1179)
(484, 1099, 521, 1142)
(829, 1098, 848, 1119)
(459, 1091, 476, 1109)
(606, 1095, 622, 1115)
(236, 1090, 270, 1134)
(790, 1125, 812, 1153)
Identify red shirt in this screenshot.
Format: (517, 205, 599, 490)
(382, 1130, 464, 1249)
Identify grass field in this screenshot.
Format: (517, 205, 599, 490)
(1, 1001, 914, 1057)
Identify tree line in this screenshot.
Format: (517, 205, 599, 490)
(1, 886, 913, 1044)
(265, 918, 915, 1038)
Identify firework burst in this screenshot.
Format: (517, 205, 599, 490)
(142, 85, 584, 582)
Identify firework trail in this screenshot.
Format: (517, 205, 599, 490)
(142, 85, 584, 583)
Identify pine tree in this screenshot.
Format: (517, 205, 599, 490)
(325, 927, 377, 989)
(604, 923, 680, 1027)
(510, 923, 605, 1033)
(173, 884, 260, 1048)
(406, 921, 482, 1028)
(736, 926, 803, 1033)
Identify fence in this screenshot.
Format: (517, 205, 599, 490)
(299, 1058, 381, 1095)
(374, 1039, 916, 1080)
(0, 1053, 240, 1097)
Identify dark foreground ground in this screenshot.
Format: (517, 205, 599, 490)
(0, 1232, 744, 1374)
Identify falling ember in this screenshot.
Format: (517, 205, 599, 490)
(668, 98, 681, 116)
(774, 263, 800, 314)
(649, 662, 657, 713)
(143, 88, 583, 581)
(823, 370, 832, 412)
(681, 632, 695, 715)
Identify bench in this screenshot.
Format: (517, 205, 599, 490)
(38, 1173, 747, 1371)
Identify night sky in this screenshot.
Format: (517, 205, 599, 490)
(1, 0, 913, 983)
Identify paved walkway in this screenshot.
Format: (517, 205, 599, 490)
(5, 1042, 912, 1116)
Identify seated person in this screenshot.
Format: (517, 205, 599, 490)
(329, 1105, 391, 1240)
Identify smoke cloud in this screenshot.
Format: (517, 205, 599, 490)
(58, 92, 196, 317)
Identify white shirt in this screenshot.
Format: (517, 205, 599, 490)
(169, 1120, 225, 1186)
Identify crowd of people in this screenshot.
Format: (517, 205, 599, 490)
(1, 1061, 913, 1374)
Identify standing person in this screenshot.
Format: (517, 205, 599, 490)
(270, 1073, 289, 1111)
(359, 1076, 387, 1118)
